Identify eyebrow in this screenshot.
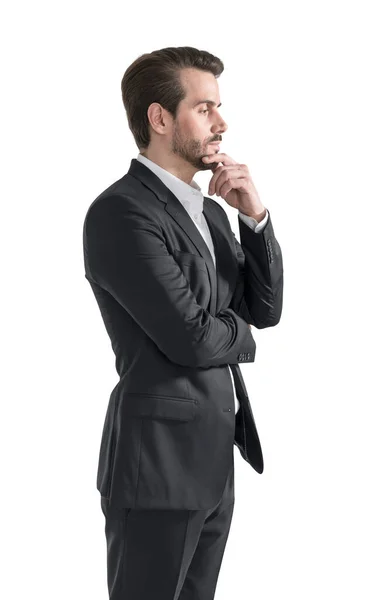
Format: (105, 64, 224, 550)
(193, 100, 222, 108)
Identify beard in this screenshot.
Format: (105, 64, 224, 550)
(171, 123, 219, 171)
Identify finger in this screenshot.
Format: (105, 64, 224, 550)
(202, 153, 237, 166)
(218, 177, 249, 199)
(208, 165, 241, 195)
(209, 167, 245, 196)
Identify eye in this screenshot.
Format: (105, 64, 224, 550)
(200, 109, 209, 114)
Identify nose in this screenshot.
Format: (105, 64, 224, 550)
(212, 119, 228, 138)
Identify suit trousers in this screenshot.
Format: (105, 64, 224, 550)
(100, 462, 235, 600)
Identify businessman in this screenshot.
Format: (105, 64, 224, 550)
(83, 46, 283, 600)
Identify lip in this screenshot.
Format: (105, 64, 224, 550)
(209, 143, 221, 150)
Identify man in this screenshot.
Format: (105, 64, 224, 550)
(83, 46, 283, 600)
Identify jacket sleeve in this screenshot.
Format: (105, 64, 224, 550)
(228, 209, 284, 328)
(83, 194, 256, 368)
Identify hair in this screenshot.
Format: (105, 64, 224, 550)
(121, 46, 224, 151)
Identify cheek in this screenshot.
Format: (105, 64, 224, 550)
(187, 114, 205, 135)
(179, 115, 207, 147)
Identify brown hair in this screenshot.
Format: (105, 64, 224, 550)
(121, 46, 224, 151)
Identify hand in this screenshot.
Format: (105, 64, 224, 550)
(248, 324, 252, 329)
(202, 152, 266, 218)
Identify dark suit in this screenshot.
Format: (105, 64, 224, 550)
(83, 157, 283, 598)
(83, 157, 283, 510)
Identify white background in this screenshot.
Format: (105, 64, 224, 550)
(1, 1, 374, 598)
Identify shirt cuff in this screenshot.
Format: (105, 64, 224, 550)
(238, 209, 269, 233)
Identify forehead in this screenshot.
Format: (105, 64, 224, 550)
(179, 68, 221, 106)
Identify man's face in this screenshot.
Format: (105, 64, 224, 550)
(169, 68, 228, 172)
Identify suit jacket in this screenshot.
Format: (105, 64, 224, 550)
(83, 158, 284, 509)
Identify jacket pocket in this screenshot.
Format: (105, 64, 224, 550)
(122, 393, 198, 422)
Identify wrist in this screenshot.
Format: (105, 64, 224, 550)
(239, 207, 267, 222)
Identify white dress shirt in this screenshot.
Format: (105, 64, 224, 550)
(136, 153, 269, 412)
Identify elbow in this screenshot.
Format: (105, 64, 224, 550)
(254, 314, 281, 329)
(253, 304, 283, 329)
(247, 288, 283, 329)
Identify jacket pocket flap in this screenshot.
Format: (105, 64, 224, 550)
(123, 394, 197, 421)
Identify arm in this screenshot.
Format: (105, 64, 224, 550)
(228, 209, 284, 328)
(84, 194, 256, 368)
